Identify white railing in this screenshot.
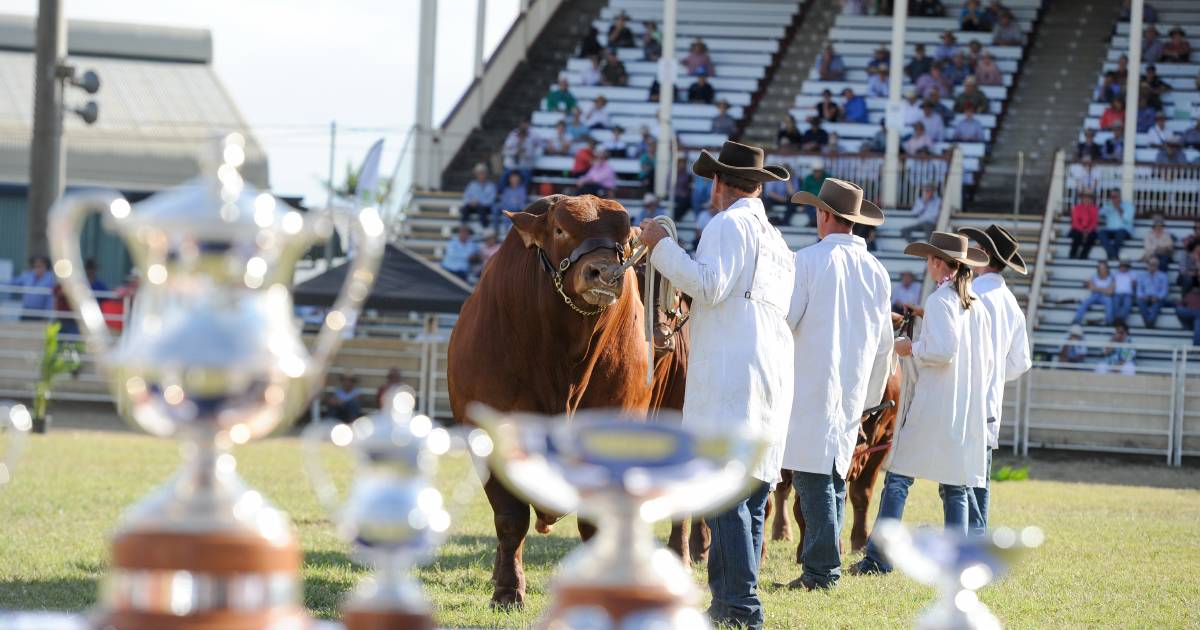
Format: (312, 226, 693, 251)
(1064, 161, 1200, 218)
(0, 285, 129, 327)
(1025, 149, 1064, 335)
(769, 151, 952, 209)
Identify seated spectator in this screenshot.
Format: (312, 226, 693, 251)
(479, 230, 502, 267)
(902, 88, 924, 125)
(953, 104, 985, 141)
(1099, 97, 1124, 130)
(1144, 65, 1172, 101)
(637, 137, 655, 187)
(893, 270, 921, 313)
(935, 31, 958, 61)
(817, 44, 846, 81)
(1058, 324, 1088, 364)
(495, 172, 528, 228)
(797, 162, 828, 226)
(642, 21, 662, 61)
(855, 222, 878, 252)
(442, 226, 480, 281)
(703, 100, 734, 136)
(328, 374, 366, 422)
(501, 121, 539, 184)
(1099, 189, 1135, 260)
(1182, 242, 1200, 292)
(11, 255, 55, 320)
(640, 193, 668, 222)
(945, 53, 971, 86)
(974, 53, 1003, 86)
(842, 0, 867, 14)
(1070, 154, 1100, 196)
(903, 121, 934, 155)
(777, 114, 804, 148)
(1093, 71, 1122, 103)
(861, 119, 887, 153)
(1077, 128, 1102, 161)
(916, 64, 952, 100)
(992, 11, 1023, 46)
(603, 125, 631, 158)
(1162, 27, 1192, 63)
(900, 183, 941, 240)
(546, 77, 576, 112)
(763, 175, 796, 226)
(960, 0, 989, 31)
(1096, 323, 1135, 376)
(461, 164, 497, 226)
(867, 46, 889, 72)
(926, 86, 954, 123)
(1155, 139, 1189, 165)
(683, 39, 714, 76)
(687, 72, 715, 104)
(822, 132, 842, 155)
(1120, 0, 1157, 23)
(913, 0, 947, 18)
(954, 76, 989, 113)
(1182, 119, 1200, 149)
(607, 12, 635, 48)
(816, 89, 841, 122)
(376, 368, 404, 409)
(1142, 25, 1164, 63)
(966, 40, 985, 67)
(583, 95, 610, 129)
(1069, 192, 1100, 260)
(1112, 260, 1136, 323)
(545, 120, 572, 156)
(1182, 219, 1200, 251)
(905, 43, 933, 82)
(1142, 217, 1176, 270)
(1072, 260, 1115, 326)
(1136, 257, 1169, 328)
(571, 136, 597, 176)
(648, 78, 662, 103)
(842, 88, 868, 123)
(672, 156, 693, 220)
(580, 54, 602, 86)
(1102, 123, 1125, 160)
(579, 27, 602, 58)
(600, 50, 628, 86)
(800, 116, 830, 152)
(920, 100, 945, 142)
(1113, 54, 1130, 85)
(1175, 286, 1200, 346)
(577, 148, 616, 197)
(867, 65, 889, 97)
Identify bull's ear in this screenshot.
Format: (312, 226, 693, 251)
(506, 211, 546, 249)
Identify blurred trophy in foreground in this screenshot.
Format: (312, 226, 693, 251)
(0, 401, 32, 489)
(873, 519, 1045, 630)
(470, 404, 765, 630)
(49, 133, 386, 630)
(304, 386, 491, 630)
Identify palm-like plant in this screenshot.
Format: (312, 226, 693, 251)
(33, 321, 82, 432)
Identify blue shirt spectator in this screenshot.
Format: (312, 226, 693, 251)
(953, 111, 985, 141)
(842, 90, 869, 123)
(11, 256, 56, 319)
(1100, 196, 1135, 232)
(495, 173, 529, 227)
(463, 173, 498, 207)
(442, 227, 480, 280)
(1136, 105, 1157, 133)
(1136, 266, 1169, 300)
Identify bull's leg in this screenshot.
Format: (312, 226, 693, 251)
(849, 454, 886, 552)
(792, 484, 807, 565)
(771, 470, 794, 542)
(668, 518, 692, 569)
(485, 475, 530, 609)
(689, 516, 711, 564)
(577, 518, 597, 542)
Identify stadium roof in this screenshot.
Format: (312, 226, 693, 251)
(293, 245, 473, 315)
(0, 14, 268, 191)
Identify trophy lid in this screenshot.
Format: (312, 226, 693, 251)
(350, 387, 435, 472)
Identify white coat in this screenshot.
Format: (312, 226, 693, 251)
(888, 282, 995, 488)
(971, 272, 1032, 449)
(783, 233, 894, 479)
(650, 197, 795, 484)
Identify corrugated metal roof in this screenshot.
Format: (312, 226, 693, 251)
(0, 15, 267, 191)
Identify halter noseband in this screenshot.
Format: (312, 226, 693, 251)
(538, 238, 627, 317)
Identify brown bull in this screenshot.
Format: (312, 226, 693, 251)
(449, 194, 687, 608)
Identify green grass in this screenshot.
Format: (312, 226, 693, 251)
(1, 430, 1198, 628)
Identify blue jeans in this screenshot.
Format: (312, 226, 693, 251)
(1112, 293, 1133, 323)
(967, 447, 993, 537)
(858, 472, 971, 573)
(792, 466, 847, 587)
(1098, 228, 1130, 260)
(1138, 297, 1164, 328)
(707, 480, 770, 629)
(1177, 306, 1200, 345)
(1072, 292, 1113, 325)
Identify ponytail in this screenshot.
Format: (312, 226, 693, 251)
(952, 263, 975, 310)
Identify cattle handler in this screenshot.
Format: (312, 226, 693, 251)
(639, 140, 795, 630)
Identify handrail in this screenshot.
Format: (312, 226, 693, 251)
(1024, 149, 1063, 335)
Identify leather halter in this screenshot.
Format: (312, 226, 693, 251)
(537, 238, 627, 317)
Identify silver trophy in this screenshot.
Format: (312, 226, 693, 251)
(873, 519, 1045, 630)
(48, 133, 386, 629)
(470, 404, 766, 630)
(304, 386, 490, 630)
(0, 402, 32, 489)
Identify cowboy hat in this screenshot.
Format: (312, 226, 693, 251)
(904, 231, 989, 267)
(957, 224, 1028, 274)
(791, 178, 884, 226)
(692, 140, 789, 183)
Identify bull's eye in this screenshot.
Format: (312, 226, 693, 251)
(554, 227, 566, 238)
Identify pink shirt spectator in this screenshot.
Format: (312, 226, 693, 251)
(579, 160, 617, 190)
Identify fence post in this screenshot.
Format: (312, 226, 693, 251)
(1176, 348, 1188, 467)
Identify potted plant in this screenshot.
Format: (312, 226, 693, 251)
(32, 321, 81, 433)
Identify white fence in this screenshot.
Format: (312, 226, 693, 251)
(1064, 161, 1200, 219)
(770, 151, 953, 209)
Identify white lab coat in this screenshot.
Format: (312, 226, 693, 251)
(783, 233, 894, 479)
(971, 273, 1032, 449)
(887, 282, 995, 488)
(650, 197, 795, 484)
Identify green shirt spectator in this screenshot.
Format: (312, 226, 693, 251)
(545, 78, 576, 112)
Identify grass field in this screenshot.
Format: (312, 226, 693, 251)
(0, 429, 1198, 629)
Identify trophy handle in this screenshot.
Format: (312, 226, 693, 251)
(301, 419, 351, 514)
(47, 190, 125, 361)
(307, 206, 387, 398)
(0, 402, 31, 487)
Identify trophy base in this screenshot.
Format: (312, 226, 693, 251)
(342, 608, 434, 630)
(545, 584, 704, 629)
(95, 607, 310, 630)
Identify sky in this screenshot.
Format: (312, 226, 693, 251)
(6, 0, 520, 204)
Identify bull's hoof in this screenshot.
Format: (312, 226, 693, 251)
(691, 549, 709, 564)
(490, 590, 525, 611)
(771, 524, 793, 542)
(850, 537, 867, 554)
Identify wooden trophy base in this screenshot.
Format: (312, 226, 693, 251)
(96, 608, 310, 630)
(544, 584, 692, 628)
(342, 608, 435, 630)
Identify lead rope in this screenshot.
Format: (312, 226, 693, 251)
(642, 217, 678, 385)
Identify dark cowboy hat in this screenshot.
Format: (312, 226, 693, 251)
(790, 178, 885, 226)
(904, 231, 989, 267)
(693, 140, 789, 183)
(957, 224, 1028, 274)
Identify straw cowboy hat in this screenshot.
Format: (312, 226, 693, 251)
(693, 140, 790, 182)
(957, 223, 1028, 274)
(904, 231, 989, 266)
(791, 178, 884, 226)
